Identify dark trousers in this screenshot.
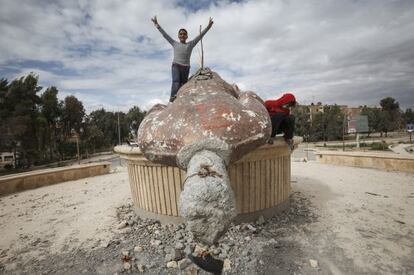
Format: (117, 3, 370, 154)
(270, 113, 295, 139)
(171, 63, 190, 102)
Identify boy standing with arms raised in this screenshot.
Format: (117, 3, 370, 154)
(151, 16, 213, 102)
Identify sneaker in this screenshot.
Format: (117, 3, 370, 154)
(188, 253, 223, 274)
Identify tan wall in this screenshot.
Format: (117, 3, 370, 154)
(115, 137, 299, 220)
(0, 163, 111, 196)
(316, 151, 414, 173)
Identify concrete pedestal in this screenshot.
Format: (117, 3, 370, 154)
(115, 137, 300, 223)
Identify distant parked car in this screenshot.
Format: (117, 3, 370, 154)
(0, 152, 15, 170)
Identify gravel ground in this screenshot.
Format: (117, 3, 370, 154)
(0, 161, 413, 274)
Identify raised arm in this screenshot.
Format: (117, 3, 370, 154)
(189, 17, 214, 46)
(151, 16, 175, 45)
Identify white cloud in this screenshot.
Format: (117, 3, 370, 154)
(1, 0, 414, 112)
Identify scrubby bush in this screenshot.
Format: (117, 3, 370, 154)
(370, 142, 388, 151)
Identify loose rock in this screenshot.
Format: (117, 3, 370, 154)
(116, 221, 128, 230)
(166, 261, 177, 268)
(150, 239, 162, 246)
(134, 246, 143, 252)
(175, 242, 185, 250)
(257, 215, 265, 225)
(121, 250, 129, 257)
(194, 244, 207, 255)
(186, 266, 198, 275)
(137, 264, 145, 272)
(247, 224, 257, 232)
(242, 250, 250, 257)
(177, 258, 191, 270)
(309, 259, 318, 268)
(123, 262, 131, 270)
(120, 227, 132, 234)
(223, 259, 231, 272)
(212, 248, 221, 255)
(184, 245, 193, 255)
(171, 248, 183, 261)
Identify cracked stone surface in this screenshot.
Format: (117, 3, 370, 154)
(178, 150, 236, 245)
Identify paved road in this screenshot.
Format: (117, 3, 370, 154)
(389, 143, 414, 156)
(292, 143, 316, 161)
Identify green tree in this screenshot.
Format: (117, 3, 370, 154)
(309, 112, 325, 142)
(126, 106, 146, 140)
(88, 108, 114, 147)
(361, 106, 379, 136)
(88, 109, 130, 147)
(403, 108, 414, 124)
(291, 106, 311, 141)
(379, 97, 402, 133)
(380, 97, 399, 112)
(377, 111, 393, 137)
(40, 86, 62, 160)
(84, 123, 105, 153)
(62, 95, 85, 137)
(307, 105, 344, 142)
(1, 73, 42, 167)
(324, 105, 344, 141)
(0, 79, 10, 151)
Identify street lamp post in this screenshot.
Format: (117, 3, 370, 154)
(71, 128, 80, 165)
(76, 133, 80, 164)
(118, 111, 121, 145)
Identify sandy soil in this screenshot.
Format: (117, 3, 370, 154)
(0, 161, 413, 274)
(0, 167, 130, 262)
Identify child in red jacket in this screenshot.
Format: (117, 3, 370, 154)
(264, 93, 296, 149)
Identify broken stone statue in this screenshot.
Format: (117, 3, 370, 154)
(137, 68, 271, 244)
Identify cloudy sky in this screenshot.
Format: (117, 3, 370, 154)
(1, 0, 413, 112)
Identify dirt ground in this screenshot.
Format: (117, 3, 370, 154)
(0, 161, 413, 274)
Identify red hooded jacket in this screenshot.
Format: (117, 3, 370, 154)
(264, 93, 296, 116)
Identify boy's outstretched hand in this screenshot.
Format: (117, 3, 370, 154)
(151, 16, 159, 28)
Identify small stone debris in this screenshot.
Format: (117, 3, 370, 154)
(241, 250, 250, 257)
(116, 221, 128, 230)
(134, 245, 143, 252)
(194, 244, 207, 255)
(268, 238, 278, 245)
(212, 248, 221, 255)
(175, 242, 185, 250)
(223, 259, 231, 271)
(184, 245, 193, 255)
(121, 250, 129, 257)
(165, 248, 182, 261)
(166, 261, 178, 268)
(7, 192, 318, 275)
(309, 259, 318, 268)
(119, 227, 132, 234)
(219, 251, 228, 259)
(100, 240, 111, 248)
(186, 266, 198, 275)
(246, 224, 257, 232)
(177, 258, 191, 270)
(137, 264, 145, 272)
(175, 232, 184, 240)
(256, 215, 265, 225)
(123, 262, 131, 270)
(150, 239, 162, 246)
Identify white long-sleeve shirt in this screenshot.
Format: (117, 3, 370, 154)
(157, 25, 211, 66)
